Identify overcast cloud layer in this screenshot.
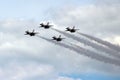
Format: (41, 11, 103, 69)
(0, 0, 120, 80)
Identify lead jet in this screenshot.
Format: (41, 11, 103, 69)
(39, 22, 53, 29)
(24, 29, 39, 36)
(66, 26, 79, 33)
(52, 35, 65, 42)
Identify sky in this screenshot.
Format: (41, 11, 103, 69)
(0, 0, 120, 80)
(0, 0, 94, 20)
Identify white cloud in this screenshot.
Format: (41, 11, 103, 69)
(0, 62, 55, 80)
(0, 17, 120, 78)
(1, 0, 120, 79)
(56, 76, 82, 80)
(52, 4, 120, 37)
(50, 0, 120, 75)
(104, 36, 120, 45)
(95, 0, 120, 5)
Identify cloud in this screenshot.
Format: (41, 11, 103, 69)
(51, 3, 120, 37)
(49, 0, 120, 75)
(0, 61, 55, 80)
(0, 17, 120, 77)
(1, 1, 120, 79)
(56, 76, 82, 80)
(95, 0, 120, 5)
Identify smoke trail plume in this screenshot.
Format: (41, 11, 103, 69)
(36, 35, 120, 66)
(78, 32, 120, 52)
(52, 28, 120, 60)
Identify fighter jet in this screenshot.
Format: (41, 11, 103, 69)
(39, 22, 53, 29)
(24, 29, 39, 36)
(52, 35, 65, 42)
(66, 26, 79, 33)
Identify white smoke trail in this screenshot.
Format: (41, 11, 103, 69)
(52, 28, 120, 60)
(78, 32, 120, 52)
(36, 35, 120, 66)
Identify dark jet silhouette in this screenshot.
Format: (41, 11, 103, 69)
(40, 22, 53, 29)
(66, 26, 79, 33)
(52, 35, 65, 42)
(24, 29, 39, 36)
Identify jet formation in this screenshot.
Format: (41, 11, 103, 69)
(39, 22, 53, 29)
(24, 29, 39, 36)
(25, 22, 79, 41)
(66, 26, 79, 33)
(52, 35, 65, 42)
